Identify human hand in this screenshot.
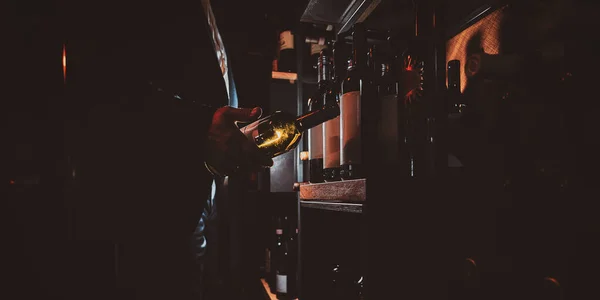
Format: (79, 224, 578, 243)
(204, 106, 273, 176)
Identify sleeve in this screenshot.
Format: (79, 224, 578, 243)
(74, 80, 218, 242)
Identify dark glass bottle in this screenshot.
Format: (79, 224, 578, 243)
(320, 47, 342, 182)
(308, 43, 328, 81)
(398, 47, 425, 179)
(308, 94, 324, 183)
(275, 217, 290, 299)
(239, 99, 340, 159)
(269, 216, 283, 294)
(340, 23, 370, 180)
(377, 60, 400, 164)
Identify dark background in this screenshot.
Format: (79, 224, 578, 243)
(5, 0, 600, 299)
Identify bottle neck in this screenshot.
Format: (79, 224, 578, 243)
(296, 102, 340, 132)
(352, 23, 367, 73)
(318, 50, 333, 89)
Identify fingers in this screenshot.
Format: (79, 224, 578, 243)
(220, 106, 263, 122)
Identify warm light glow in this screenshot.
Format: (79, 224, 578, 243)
(9, 180, 15, 185)
(446, 6, 507, 92)
(62, 44, 67, 83)
(259, 129, 285, 148)
(402, 55, 424, 104)
(466, 257, 477, 267)
(300, 151, 309, 161)
(272, 71, 297, 81)
(544, 277, 561, 288)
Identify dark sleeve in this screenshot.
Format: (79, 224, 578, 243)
(75, 81, 217, 242)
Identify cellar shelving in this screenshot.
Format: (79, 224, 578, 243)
(297, 179, 365, 213)
(300, 200, 363, 213)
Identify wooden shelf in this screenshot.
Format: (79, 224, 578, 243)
(261, 278, 298, 300)
(272, 71, 297, 82)
(298, 179, 366, 202)
(261, 278, 277, 300)
(301, 200, 363, 213)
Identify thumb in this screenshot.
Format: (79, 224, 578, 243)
(221, 106, 263, 122)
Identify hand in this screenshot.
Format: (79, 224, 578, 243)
(204, 106, 273, 176)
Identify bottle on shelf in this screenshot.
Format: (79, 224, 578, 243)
(321, 46, 342, 182)
(304, 43, 328, 84)
(308, 95, 324, 183)
(340, 23, 369, 180)
(269, 216, 283, 294)
(264, 215, 274, 285)
(275, 216, 290, 299)
(278, 28, 297, 73)
(397, 46, 426, 179)
(239, 98, 340, 159)
(376, 58, 400, 164)
(307, 45, 332, 183)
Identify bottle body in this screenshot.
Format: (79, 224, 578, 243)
(308, 97, 324, 183)
(340, 24, 369, 180)
(340, 70, 362, 180)
(274, 221, 289, 299)
(240, 103, 340, 159)
(320, 47, 342, 182)
(273, 218, 285, 296)
(377, 62, 400, 164)
(323, 113, 341, 181)
(240, 111, 302, 158)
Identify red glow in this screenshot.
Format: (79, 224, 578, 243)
(9, 180, 15, 185)
(62, 44, 67, 83)
(466, 257, 477, 267)
(544, 277, 561, 288)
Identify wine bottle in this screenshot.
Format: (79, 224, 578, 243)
(278, 29, 296, 73)
(239, 99, 340, 159)
(377, 60, 400, 164)
(308, 43, 328, 80)
(307, 46, 330, 183)
(340, 23, 369, 180)
(275, 217, 290, 299)
(308, 95, 324, 183)
(268, 216, 283, 294)
(320, 46, 341, 182)
(398, 47, 425, 179)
